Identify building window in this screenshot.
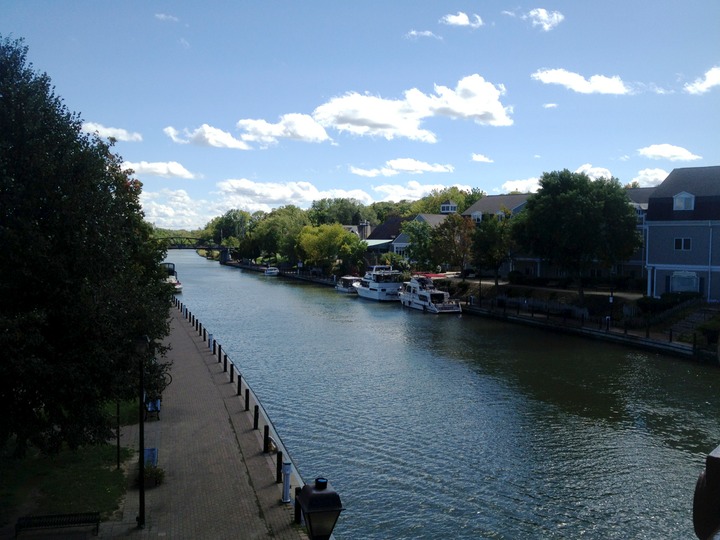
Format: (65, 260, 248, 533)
(471, 212, 482, 224)
(673, 192, 695, 211)
(670, 271, 698, 293)
(674, 238, 691, 251)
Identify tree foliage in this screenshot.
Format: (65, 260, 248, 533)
(0, 37, 172, 456)
(401, 220, 434, 271)
(252, 205, 309, 263)
(512, 169, 641, 298)
(409, 187, 484, 215)
(297, 223, 366, 274)
(430, 214, 475, 273)
(472, 210, 514, 285)
(307, 198, 376, 227)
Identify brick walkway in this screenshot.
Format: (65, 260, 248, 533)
(99, 308, 307, 539)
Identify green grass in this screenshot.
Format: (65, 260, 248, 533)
(1, 441, 133, 527)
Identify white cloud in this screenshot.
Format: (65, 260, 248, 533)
(525, 8, 564, 31)
(576, 163, 613, 180)
(631, 168, 668, 187)
(405, 30, 442, 40)
(471, 153, 493, 163)
(123, 161, 195, 179)
(82, 122, 142, 142)
(501, 177, 540, 193)
(312, 74, 512, 142)
(163, 124, 251, 149)
(372, 180, 473, 201)
(141, 189, 207, 229)
(637, 143, 702, 161)
(351, 158, 453, 177)
(531, 68, 630, 94)
(236, 113, 330, 146)
(542, 103, 558, 109)
(155, 13, 179, 23)
(684, 66, 720, 95)
(440, 12, 484, 29)
(215, 178, 375, 211)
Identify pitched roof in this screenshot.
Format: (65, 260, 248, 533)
(462, 193, 530, 216)
(367, 216, 409, 240)
(625, 187, 655, 206)
(416, 214, 448, 228)
(647, 166, 720, 221)
(649, 166, 720, 198)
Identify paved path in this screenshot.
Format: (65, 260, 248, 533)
(100, 307, 307, 539)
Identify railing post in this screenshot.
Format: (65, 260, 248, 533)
(237, 374, 242, 396)
(253, 406, 259, 430)
(245, 389, 250, 411)
(230, 363, 234, 382)
(264, 425, 270, 453)
(276, 451, 284, 484)
(294, 487, 302, 524)
(217, 343, 222, 361)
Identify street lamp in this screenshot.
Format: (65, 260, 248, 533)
(296, 478, 344, 540)
(135, 336, 150, 529)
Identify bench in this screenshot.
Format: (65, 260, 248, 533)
(15, 512, 100, 537)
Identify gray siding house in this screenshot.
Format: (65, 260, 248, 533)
(645, 166, 720, 302)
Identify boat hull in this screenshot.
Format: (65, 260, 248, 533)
(355, 285, 401, 301)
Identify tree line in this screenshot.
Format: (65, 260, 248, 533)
(160, 171, 641, 298)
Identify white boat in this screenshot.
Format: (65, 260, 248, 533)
(399, 275, 462, 314)
(264, 267, 280, 276)
(167, 274, 183, 293)
(353, 265, 403, 301)
(335, 276, 360, 294)
(161, 262, 183, 293)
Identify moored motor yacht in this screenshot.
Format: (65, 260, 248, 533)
(264, 266, 280, 276)
(335, 275, 360, 294)
(399, 275, 461, 314)
(161, 262, 183, 293)
(353, 265, 403, 301)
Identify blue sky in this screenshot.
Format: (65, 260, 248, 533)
(2, 2, 719, 229)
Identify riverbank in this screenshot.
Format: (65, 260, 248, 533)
(222, 260, 718, 365)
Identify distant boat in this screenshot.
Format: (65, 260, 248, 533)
(161, 262, 183, 293)
(335, 276, 360, 294)
(399, 275, 461, 314)
(354, 265, 402, 302)
(264, 267, 280, 276)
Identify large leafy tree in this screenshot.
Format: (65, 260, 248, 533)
(430, 214, 476, 274)
(512, 169, 641, 300)
(253, 205, 309, 263)
(0, 37, 171, 456)
(297, 223, 367, 275)
(472, 210, 514, 286)
(400, 220, 434, 271)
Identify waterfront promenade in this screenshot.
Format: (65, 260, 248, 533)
(99, 307, 307, 539)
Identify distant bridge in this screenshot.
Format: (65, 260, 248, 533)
(163, 237, 225, 250)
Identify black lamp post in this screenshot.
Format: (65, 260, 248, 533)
(135, 336, 150, 529)
(296, 477, 344, 540)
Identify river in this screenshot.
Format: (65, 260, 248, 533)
(166, 250, 720, 539)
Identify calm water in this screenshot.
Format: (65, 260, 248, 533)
(167, 251, 720, 539)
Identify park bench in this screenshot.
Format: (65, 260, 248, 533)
(15, 511, 100, 537)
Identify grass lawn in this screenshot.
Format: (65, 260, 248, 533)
(0, 400, 139, 528)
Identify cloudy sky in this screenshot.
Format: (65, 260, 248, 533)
(2, 1, 718, 229)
